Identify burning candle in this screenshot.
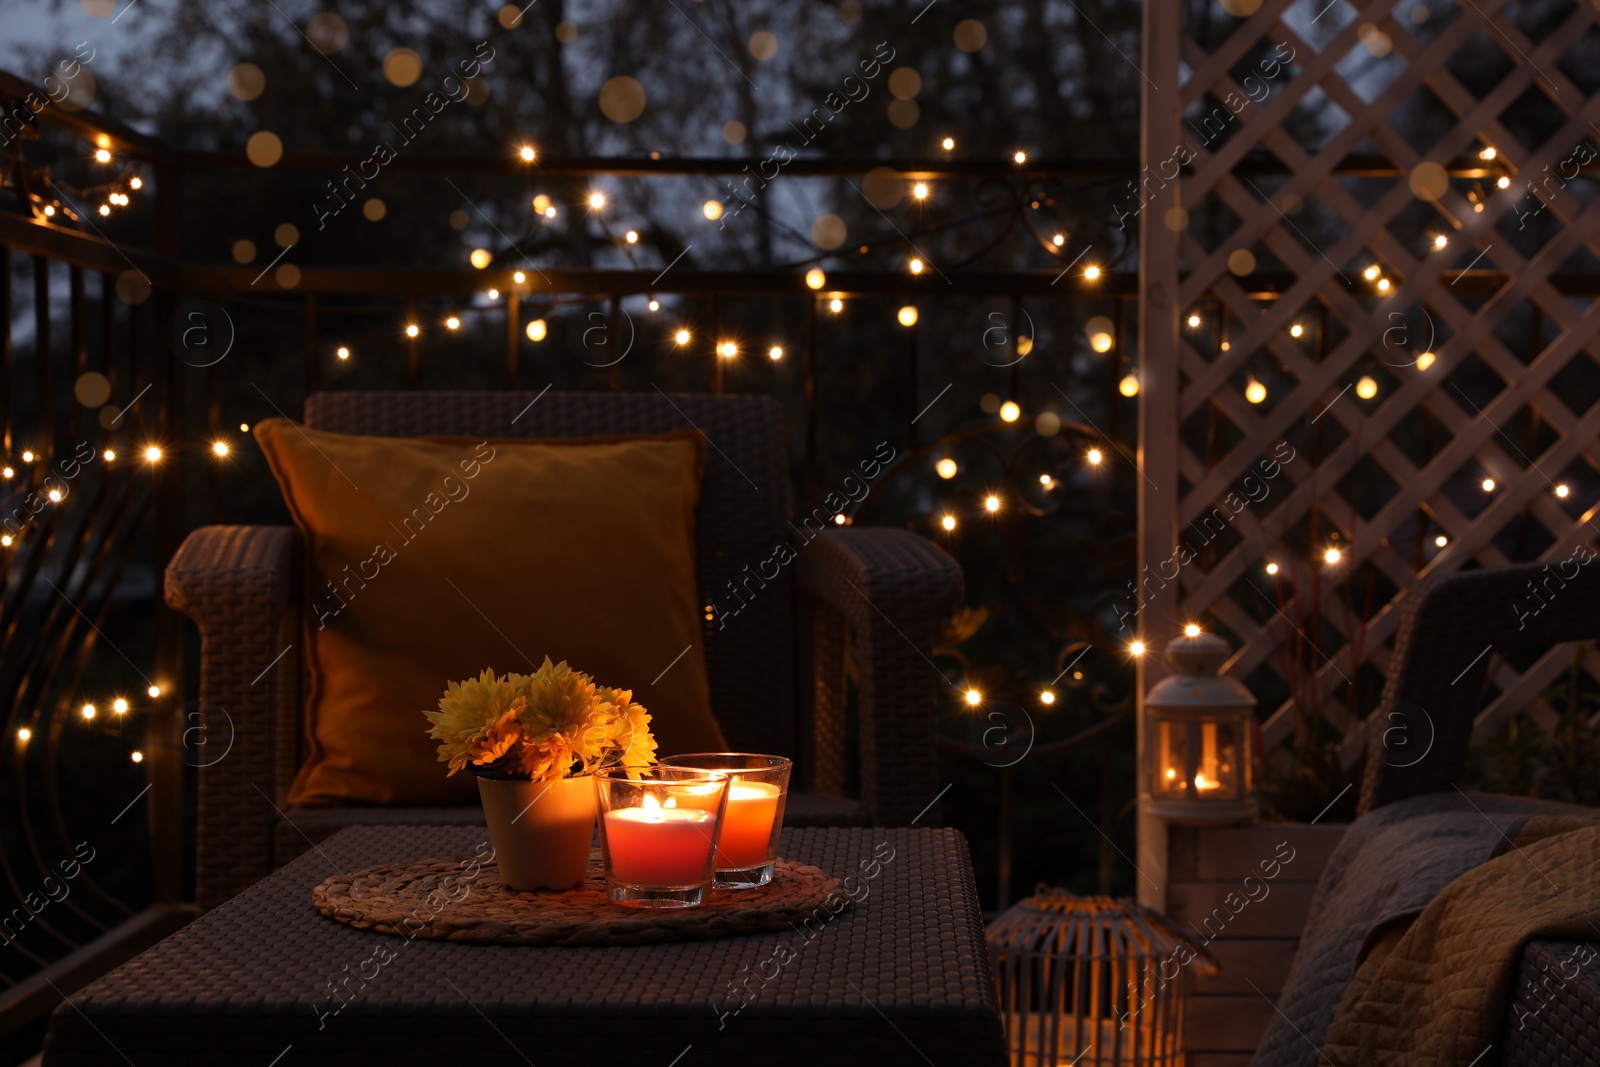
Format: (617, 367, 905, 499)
(716, 781, 782, 869)
(603, 796, 717, 886)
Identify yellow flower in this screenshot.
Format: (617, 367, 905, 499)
(515, 734, 574, 782)
(424, 668, 525, 775)
(518, 657, 600, 743)
(598, 687, 657, 774)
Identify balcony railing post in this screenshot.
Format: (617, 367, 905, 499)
(150, 282, 185, 906)
(1, 246, 10, 455)
(804, 293, 818, 510)
(506, 291, 520, 389)
(606, 294, 621, 392)
(33, 256, 52, 462)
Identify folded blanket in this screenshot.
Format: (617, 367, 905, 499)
(1323, 817, 1600, 1066)
(1250, 792, 1593, 1067)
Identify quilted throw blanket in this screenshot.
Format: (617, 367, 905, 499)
(1251, 792, 1594, 1067)
(1322, 815, 1600, 1066)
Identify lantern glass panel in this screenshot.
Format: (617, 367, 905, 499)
(1151, 717, 1247, 801)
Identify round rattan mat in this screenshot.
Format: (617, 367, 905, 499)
(312, 851, 844, 945)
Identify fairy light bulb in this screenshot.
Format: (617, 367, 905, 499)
(829, 297, 843, 313)
(1290, 323, 1304, 338)
(1417, 351, 1436, 371)
(1434, 234, 1448, 249)
(674, 328, 691, 345)
(1356, 375, 1379, 400)
(95, 148, 111, 163)
(717, 341, 737, 358)
(625, 230, 638, 244)
(999, 401, 1021, 423)
(131, 751, 144, 763)
(445, 316, 461, 330)
(941, 136, 955, 150)
(513, 271, 526, 284)
(805, 268, 826, 290)
(148, 685, 161, 698)
(912, 182, 929, 200)
(984, 494, 1001, 512)
(1556, 484, 1570, 499)
(526, 319, 548, 342)
(941, 514, 957, 531)
(470, 249, 491, 269)
(337, 346, 351, 359)
(519, 145, 537, 162)
(113, 698, 128, 714)
(1040, 691, 1055, 704)
(81, 703, 96, 720)
(1087, 448, 1103, 465)
(212, 441, 230, 457)
(1187, 313, 1202, 328)
(1084, 265, 1101, 281)
(768, 346, 783, 361)
(1434, 535, 1448, 547)
(1266, 562, 1279, 575)
(1184, 623, 1201, 637)
(1482, 477, 1495, 492)
(587, 192, 606, 210)
(1363, 265, 1380, 281)
(1324, 547, 1342, 564)
(897, 306, 919, 327)
(144, 446, 162, 462)
(1118, 374, 1140, 397)
(1013, 150, 1027, 164)
(1130, 641, 1146, 656)
(16, 727, 29, 741)
(909, 258, 925, 275)
(965, 689, 982, 706)
(1245, 379, 1267, 404)
(936, 458, 958, 479)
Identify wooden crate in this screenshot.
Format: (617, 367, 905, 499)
(1161, 822, 1345, 1066)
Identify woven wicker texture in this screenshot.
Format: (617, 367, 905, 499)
(43, 826, 1004, 1066)
(1500, 938, 1600, 1067)
(165, 391, 961, 911)
(313, 852, 843, 945)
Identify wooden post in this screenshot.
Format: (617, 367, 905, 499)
(506, 291, 520, 389)
(1136, 0, 1183, 912)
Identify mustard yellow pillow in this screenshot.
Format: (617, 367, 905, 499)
(254, 420, 726, 806)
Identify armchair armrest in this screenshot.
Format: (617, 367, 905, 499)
(165, 525, 301, 911)
(797, 527, 963, 825)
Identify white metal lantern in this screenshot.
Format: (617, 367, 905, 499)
(1143, 631, 1256, 825)
(987, 890, 1216, 1067)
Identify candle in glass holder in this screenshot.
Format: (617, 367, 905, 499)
(602, 796, 717, 885)
(716, 781, 782, 869)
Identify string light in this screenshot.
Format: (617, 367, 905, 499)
(829, 297, 843, 313)
(1, 535, 12, 548)
(1434, 234, 1448, 249)
(212, 441, 229, 457)
(526, 319, 548, 342)
(805, 268, 826, 290)
(131, 750, 144, 763)
(1039, 690, 1055, 704)
(1087, 448, 1103, 465)
(1184, 623, 1202, 637)
(130, 177, 141, 189)
(1052, 233, 1065, 246)
(912, 182, 929, 200)
(21, 451, 33, 462)
(1481, 477, 1495, 492)
(833, 513, 848, 525)
(544, 206, 557, 218)
(941, 514, 957, 531)
(144, 446, 162, 462)
(625, 230, 638, 243)
(16, 727, 29, 741)
(909, 257, 925, 275)
(982, 494, 1002, 515)
(941, 136, 955, 150)
(1090, 330, 1113, 353)
(1363, 265, 1380, 281)
(648, 299, 660, 311)
(113, 698, 128, 714)
(965, 688, 982, 706)
(1246, 379, 1267, 404)
(1480, 146, 1496, 160)
(43, 206, 55, 217)
(717, 341, 737, 358)
(1417, 351, 1436, 370)
(1290, 323, 1304, 338)
(103, 450, 115, 461)
(81, 703, 96, 720)
(518, 145, 537, 162)
(936, 458, 958, 479)
(98, 204, 111, 217)
(148, 685, 161, 698)
(1040, 473, 1054, 488)
(1265, 562, 1279, 575)
(897, 305, 918, 327)
(674, 328, 691, 345)
(405, 324, 420, 338)
(587, 192, 606, 210)
(1013, 150, 1027, 164)
(768, 346, 783, 361)
(1324, 547, 1342, 564)
(487, 288, 500, 300)
(1187, 313, 1202, 328)
(1497, 176, 1511, 189)
(1, 467, 11, 479)
(703, 200, 723, 220)
(1130, 641, 1146, 656)
(239, 424, 249, 432)
(445, 316, 461, 330)
(1084, 265, 1101, 281)
(513, 271, 527, 284)
(999, 401, 1021, 423)
(1356, 375, 1379, 399)
(1556, 484, 1570, 498)
(337, 346, 351, 359)
(1118, 374, 1140, 397)
(1435, 535, 1448, 547)
(470, 249, 492, 269)
(94, 148, 111, 163)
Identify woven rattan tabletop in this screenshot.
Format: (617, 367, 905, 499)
(43, 825, 1003, 1066)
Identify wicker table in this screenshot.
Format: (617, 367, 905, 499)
(43, 825, 1005, 1066)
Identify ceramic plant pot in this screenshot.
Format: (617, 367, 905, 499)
(477, 772, 597, 891)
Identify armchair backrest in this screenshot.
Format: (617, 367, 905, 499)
(1359, 556, 1600, 813)
(302, 389, 799, 760)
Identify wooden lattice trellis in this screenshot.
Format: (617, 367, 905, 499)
(1136, 0, 1600, 822)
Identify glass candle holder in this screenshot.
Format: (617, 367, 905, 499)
(595, 765, 730, 908)
(661, 753, 791, 888)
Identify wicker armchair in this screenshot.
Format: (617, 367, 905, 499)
(165, 391, 962, 911)
(1356, 559, 1600, 1064)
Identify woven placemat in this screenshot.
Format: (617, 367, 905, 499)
(312, 851, 845, 945)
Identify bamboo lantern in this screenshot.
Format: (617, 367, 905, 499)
(987, 890, 1217, 1067)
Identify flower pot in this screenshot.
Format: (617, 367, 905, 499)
(477, 773, 597, 892)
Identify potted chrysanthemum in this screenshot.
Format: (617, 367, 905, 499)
(424, 657, 657, 891)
